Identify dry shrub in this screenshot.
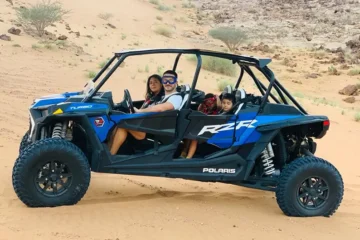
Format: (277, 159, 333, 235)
(208, 27, 248, 52)
(328, 65, 340, 75)
(154, 25, 173, 37)
(186, 55, 237, 77)
(16, 0, 69, 37)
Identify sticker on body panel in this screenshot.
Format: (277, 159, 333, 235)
(203, 168, 236, 174)
(65, 103, 109, 112)
(94, 117, 105, 127)
(198, 120, 257, 136)
(69, 105, 93, 110)
(89, 115, 114, 142)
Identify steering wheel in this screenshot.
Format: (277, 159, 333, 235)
(124, 89, 135, 113)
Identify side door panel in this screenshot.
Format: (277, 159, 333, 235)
(233, 107, 260, 146)
(183, 111, 236, 149)
(110, 110, 178, 137)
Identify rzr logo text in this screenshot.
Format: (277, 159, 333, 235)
(198, 120, 257, 135)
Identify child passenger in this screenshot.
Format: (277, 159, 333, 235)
(197, 93, 221, 115)
(181, 93, 221, 159)
(181, 92, 235, 159)
(219, 93, 235, 115)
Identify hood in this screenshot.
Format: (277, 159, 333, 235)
(31, 91, 82, 109)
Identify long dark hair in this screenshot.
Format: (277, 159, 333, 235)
(144, 74, 165, 100)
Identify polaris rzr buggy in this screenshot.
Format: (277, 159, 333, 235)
(13, 48, 344, 217)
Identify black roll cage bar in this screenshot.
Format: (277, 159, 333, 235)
(82, 48, 307, 115)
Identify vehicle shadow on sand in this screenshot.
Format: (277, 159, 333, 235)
(77, 175, 275, 213)
(78, 186, 271, 209)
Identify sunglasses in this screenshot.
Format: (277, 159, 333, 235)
(161, 76, 177, 84)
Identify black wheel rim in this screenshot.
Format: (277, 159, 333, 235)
(296, 177, 329, 210)
(34, 160, 73, 197)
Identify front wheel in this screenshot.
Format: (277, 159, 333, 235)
(19, 130, 31, 154)
(275, 156, 344, 217)
(12, 138, 91, 207)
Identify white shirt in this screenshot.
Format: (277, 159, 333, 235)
(162, 92, 183, 110)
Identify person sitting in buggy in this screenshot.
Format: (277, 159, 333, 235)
(218, 92, 235, 115)
(181, 92, 235, 159)
(180, 93, 221, 159)
(140, 74, 165, 109)
(107, 70, 183, 155)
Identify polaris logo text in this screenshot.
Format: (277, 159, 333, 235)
(203, 168, 236, 174)
(198, 120, 257, 135)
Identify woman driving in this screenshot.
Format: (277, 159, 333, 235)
(107, 74, 165, 155)
(140, 74, 165, 109)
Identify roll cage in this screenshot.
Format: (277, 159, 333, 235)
(82, 48, 307, 115)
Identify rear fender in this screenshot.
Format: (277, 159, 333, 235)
(256, 115, 329, 139)
(242, 129, 280, 180)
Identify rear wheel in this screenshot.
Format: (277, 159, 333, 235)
(12, 138, 91, 207)
(275, 156, 343, 217)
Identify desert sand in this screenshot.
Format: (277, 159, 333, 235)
(1, 0, 360, 239)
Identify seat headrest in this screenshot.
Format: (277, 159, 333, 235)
(185, 84, 190, 91)
(234, 88, 246, 102)
(222, 85, 233, 96)
(179, 84, 190, 93)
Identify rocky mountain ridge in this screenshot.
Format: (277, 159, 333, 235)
(195, 0, 360, 49)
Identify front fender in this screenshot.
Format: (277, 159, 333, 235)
(32, 114, 108, 170)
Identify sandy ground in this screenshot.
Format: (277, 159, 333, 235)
(1, 0, 360, 239)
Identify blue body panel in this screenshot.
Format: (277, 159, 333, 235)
(235, 115, 301, 146)
(31, 91, 81, 108)
(62, 102, 111, 142)
(64, 103, 109, 113)
(89, 115, 115, 142)
(29, 91, 162, 143)
(30, 91, 304, 150)
(206, 112, 302, 148)
(90, 112, 157, 142)
(206, 114, 237, 149)
(90, 110, 302, 145)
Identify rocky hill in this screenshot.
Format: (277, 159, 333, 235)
(195, 0, 360, 49)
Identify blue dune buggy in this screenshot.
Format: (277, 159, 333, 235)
(13, 48, 343, 217)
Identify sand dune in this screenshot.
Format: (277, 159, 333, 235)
(1, 0, 360, 239)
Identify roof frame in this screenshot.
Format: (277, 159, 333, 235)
(82, 48, 307, 115)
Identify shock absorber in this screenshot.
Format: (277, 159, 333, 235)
(51, 123, 63, 138)
(64, 121, 73, 141)
(60, 121, 68, 139)
(261, 143, 277, 176)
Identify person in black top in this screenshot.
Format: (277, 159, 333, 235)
(219, 92, 235, 114)
(108, 70, 182, 155)
(107, 74, 164, 155)
(140, 74, 165, 109)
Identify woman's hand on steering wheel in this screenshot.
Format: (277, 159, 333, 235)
(124, 89, 135, 113)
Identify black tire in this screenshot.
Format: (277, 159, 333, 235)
(12, 138, 91, 207)
(19, 131, 31, 154)
(275, 156, 344, 217)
